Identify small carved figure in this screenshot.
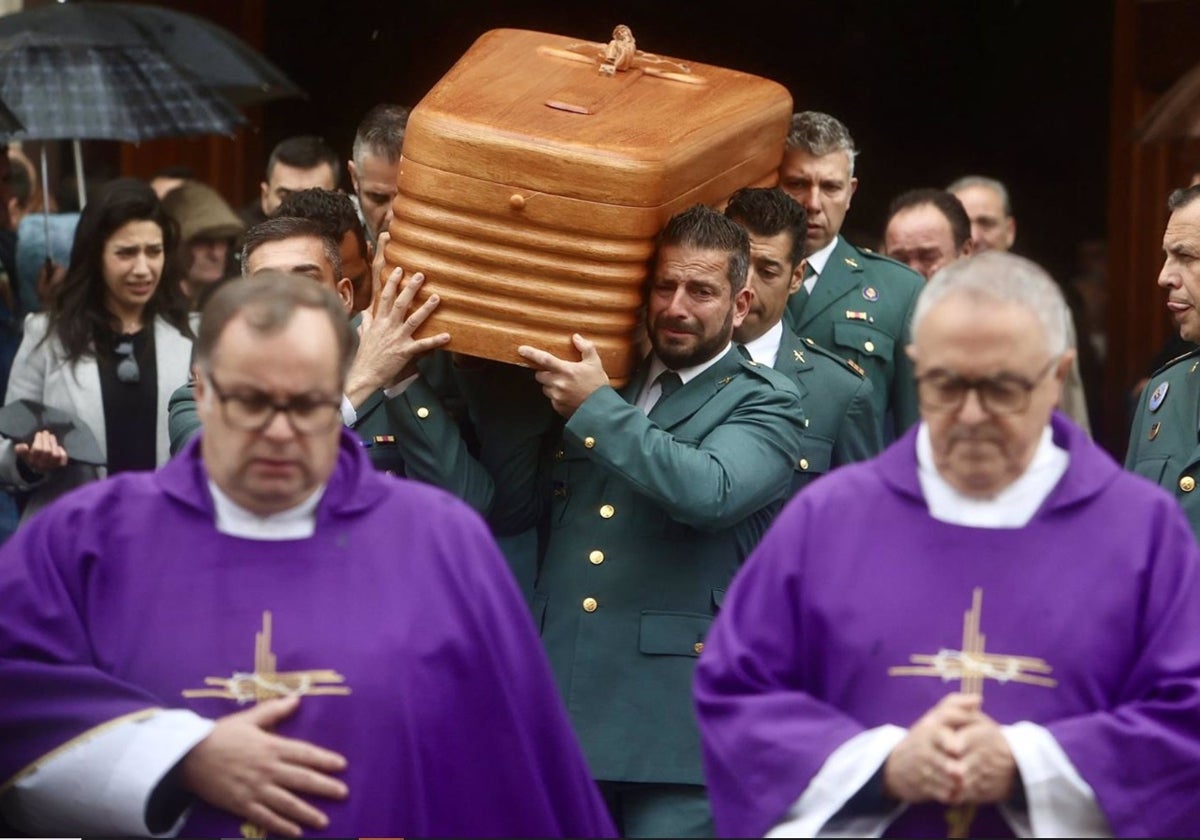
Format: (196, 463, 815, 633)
(600, 24, 636, 76)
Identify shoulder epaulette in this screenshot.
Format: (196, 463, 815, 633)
(1150, 344, 1200, 379)
(800, 336, 867, 379)
(737, 355, 798, 391)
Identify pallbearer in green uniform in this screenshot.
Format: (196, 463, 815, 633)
(166, 219, 495, 515)
(472, 206, 806, 837)
(724, 186, 881, 494)
(779, 111, 924, 438)
(1126, 184, 1200, 538)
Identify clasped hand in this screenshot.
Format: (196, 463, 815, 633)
(882, 692, 1017, 806)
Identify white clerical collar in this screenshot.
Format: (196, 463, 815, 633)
(209, 480, 326, 540)
(915, 423, 1069, 528)
(636, 343, 733, 414)
(740, 321, 784, 367)
(803, 235, 840, 293)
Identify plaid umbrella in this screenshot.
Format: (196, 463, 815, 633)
(0, 32, 244, 142)
(0, 2, 304, 106)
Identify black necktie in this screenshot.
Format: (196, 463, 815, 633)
(793, 263, 815, 309)
(654, 370, 683, 407)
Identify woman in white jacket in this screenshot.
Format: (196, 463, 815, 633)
(1, 178, 196, 522)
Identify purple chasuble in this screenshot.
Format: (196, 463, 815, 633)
(0, 430, 615, 838)
(695, 413, 1200, 837)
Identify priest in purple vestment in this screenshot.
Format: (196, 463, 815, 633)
(694, 251, 1200, 838)
(0, 274, 615, 838)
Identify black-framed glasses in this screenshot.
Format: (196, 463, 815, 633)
(204, 373, 342, 435)
(115, 340, 140, 384)
(915, 357, 1060, 416)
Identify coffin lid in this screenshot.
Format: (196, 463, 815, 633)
(401, 28, 793, 208)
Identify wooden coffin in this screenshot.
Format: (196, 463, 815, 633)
(386, 26, 792, 384)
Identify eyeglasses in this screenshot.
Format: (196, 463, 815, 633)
(204, 373, 342, 435)
(115, 340, 140, 384)
(915, 357, 1060, 416)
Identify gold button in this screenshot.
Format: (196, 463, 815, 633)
(416, 406, 430, 419)
(582, 597, 598, 612)
(864, 340, 875, 353)
(589, 550, 605, 565)
(600, 504, 615, 519)
(1181, 476, 1196, 493)
(799, 458, 809, 470)
(805, 337, 815, 345)
(510, 193, 526, 210)
(584, 436, 596, 449)
(693, 642, 705, 654)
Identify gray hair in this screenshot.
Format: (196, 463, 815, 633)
(1168, 184, 1200, 212)
(352, 103, 410, 167)
(786, 111, 858, 177)
(913, 251, 1070, 357)
(947, 175, 1013, 218)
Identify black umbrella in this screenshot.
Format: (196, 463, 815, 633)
(0, 398, 104, 466)
(0, 1, 304, 106)
(0, 32, 244, 143)
(0, 30, 246, 259)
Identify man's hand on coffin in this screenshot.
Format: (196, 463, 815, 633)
(883, 692, 982, 804)
(345, 266, 450, 409)
(518, 333, 610, 418)
(943, 710, 1017, 805)
(14, 429, 69, 475)
(180, 696, 349, 838)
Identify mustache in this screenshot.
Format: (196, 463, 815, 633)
(653, 315, 698, 335)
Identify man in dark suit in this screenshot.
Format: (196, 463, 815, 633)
(724, 187, 881, 493)
(779, 111, 924, 437)
(479, 205, 806, 836)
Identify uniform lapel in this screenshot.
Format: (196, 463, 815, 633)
(774, 328, 811, 401)
(794, 239, 862, 332)
(648, 347, 741, 430)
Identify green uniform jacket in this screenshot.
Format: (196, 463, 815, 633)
(1125, 346, 1200, 539)
(773, 327, 882, 495)
(166, 351, 496, 516)
(481, 347, 805, 786)
(785, 237, 923, 436)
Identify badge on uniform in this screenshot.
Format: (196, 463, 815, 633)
(1149, 382, 1169, 412)
(847, 359, 866, 377)
(846, 310, 868, 321)
(793, 349, 805, 363)
(1149, 422, 1162, 441)
(844, 257, 859, 268)
(862, 287, 879, 302)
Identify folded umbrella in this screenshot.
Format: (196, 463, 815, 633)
(0, 398, 104, 466)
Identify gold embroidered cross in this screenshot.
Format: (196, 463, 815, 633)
(888, 588, 1056, 838)
(182, 610, 351, 705)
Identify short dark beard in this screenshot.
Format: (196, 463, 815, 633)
(651, 305, 734, 370)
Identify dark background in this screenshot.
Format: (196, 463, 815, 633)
(258, 0, 1113, 285)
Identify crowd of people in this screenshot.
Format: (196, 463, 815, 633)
(0, 104, 1197, 839)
